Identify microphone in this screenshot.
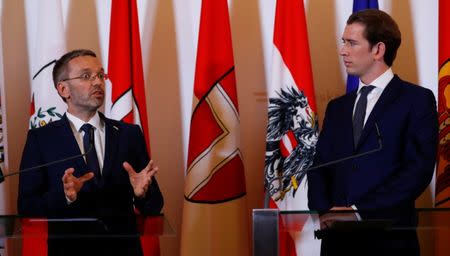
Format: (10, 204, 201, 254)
(0, 126, 95, 183)
(264, 123, 383, 208)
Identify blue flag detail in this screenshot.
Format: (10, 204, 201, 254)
(352, 0, 379, 13)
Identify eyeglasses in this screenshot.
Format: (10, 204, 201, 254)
(60, 72, 108, 82)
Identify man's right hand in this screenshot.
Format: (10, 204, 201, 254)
(319, 206, 358, 229)
(62, 168, 94, 202)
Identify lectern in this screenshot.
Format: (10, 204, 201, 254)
(0, 214, 174, 255)
(253, 208, 450, 256)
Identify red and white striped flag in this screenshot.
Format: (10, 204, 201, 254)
(106, 0, 150, 148)
(264, 0, 320, 255)
(24, 0, 67, 255)
(105, 0, 158, 255)
(180, 0, 249, 255)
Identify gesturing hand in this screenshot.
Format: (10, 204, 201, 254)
(123, 160, 158, 198)
(62, 168, 95, 202)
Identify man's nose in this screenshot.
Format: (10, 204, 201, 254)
(91, 77, 105, 88)
(339, 45, 348, 56)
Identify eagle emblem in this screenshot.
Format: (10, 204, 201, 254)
(265, 86, 318, 201)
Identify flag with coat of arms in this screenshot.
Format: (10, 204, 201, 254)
(264, 0, 319, 255)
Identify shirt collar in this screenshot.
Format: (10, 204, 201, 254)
(357, 68, 394, 94)
(66, 111, 104, 132)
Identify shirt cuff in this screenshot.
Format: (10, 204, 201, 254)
(350, 205, 362, 221)
(66, 196, 75, 205)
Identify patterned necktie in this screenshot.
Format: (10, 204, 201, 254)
(353, 85, 375, 147)
(80, 123, 101, 181)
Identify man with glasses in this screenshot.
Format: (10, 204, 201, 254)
(18, 49, 163, 256)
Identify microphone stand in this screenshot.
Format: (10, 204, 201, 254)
(264, 123, 383, 208)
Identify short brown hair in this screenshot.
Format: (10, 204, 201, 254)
(52, 49, 97, 88)
(347, 9, 401, 66)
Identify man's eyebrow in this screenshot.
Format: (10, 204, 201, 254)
(342, 38, 358, 43)
(77, 67, 105, 73)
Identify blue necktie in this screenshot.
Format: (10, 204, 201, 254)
(80, 123, 101, 182)
(353, 85, 375, 147)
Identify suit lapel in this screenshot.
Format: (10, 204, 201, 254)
(102, 116, 119, 180)
(357, 75, 402, 148)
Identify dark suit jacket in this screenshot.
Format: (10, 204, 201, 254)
(308, 75, 438, 255)
(18, 113, 163, 256)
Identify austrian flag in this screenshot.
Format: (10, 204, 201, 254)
(264, 0, 320, 255)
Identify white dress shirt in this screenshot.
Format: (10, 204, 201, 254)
(350, 68, 394, 219)
(353, 68, 394, 126)
(66, 112, 105, 173)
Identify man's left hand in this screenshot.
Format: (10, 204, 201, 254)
(123, 160, 158, 198)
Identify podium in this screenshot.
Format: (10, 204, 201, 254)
(0, 215, 174, 255)
(0, 214, 174, 238)
(253, 208, 450, 256)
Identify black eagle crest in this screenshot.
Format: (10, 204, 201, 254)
(265, 86, 318, 201)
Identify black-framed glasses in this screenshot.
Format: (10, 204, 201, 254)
(60, 72, 108, 82)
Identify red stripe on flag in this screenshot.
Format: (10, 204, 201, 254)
(122, 111, 134, 126)
(186, 0, 246, 200)
(108, 0, 150, 149)
(30, 94, 35, 117)
(268, 198, 297, 256)
(280, 140, 290, 158)
(192, 1, 235, 100)
(273, 0, 316, 112)
(181, 0, 249, 254)
(190, 154, 246, 202)
(108, 1, 157, 255)
(267, 0, 319, 255)
(280, 130, 298, 158)
(439, 0, 450, 66)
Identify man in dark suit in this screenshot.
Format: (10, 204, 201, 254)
(307, 10, 438, 256)
(18, 49, 163, 256)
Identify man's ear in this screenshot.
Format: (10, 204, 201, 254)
(372, 42, 386, 62)
(56, 82, 69, 100)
